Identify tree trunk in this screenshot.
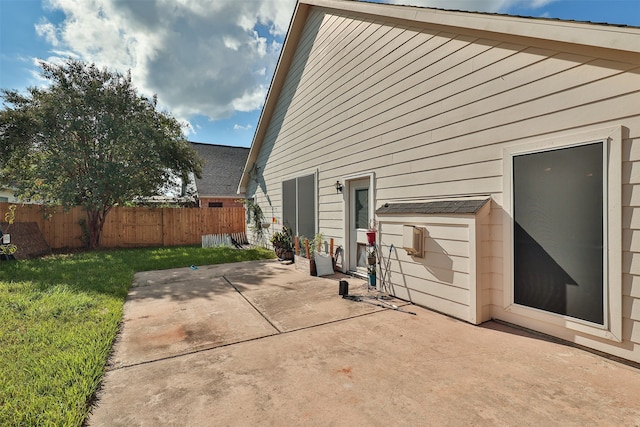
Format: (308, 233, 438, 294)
(86, 207, 111, 249)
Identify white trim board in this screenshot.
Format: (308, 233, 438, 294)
(502, 125, 623, 342)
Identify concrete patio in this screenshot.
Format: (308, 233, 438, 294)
(88, 260, 640, 426)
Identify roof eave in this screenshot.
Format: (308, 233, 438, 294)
(306, 0, 640, 53)
(239, 1, 311, 193)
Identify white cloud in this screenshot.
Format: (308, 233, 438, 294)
(234, 123, 253, 131)
(223, 36, 241, 51)
(529, 0, 555, 7)
(34, 20, 59, 46)
(181, 119, 196, 138)
(231, 84, 268, 113)
(34, 0, 555, 130)
(37, 0, 296, 122)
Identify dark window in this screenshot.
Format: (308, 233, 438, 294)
(513, 142, 604, 324)
(282, 173, 316, 238)
(355, 188, 369, 230)
(282, 179, 297, 235)
(208, 202, 223, 208)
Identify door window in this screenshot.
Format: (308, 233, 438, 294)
(349, 178, 372, 273)
(355, 188, 369, 230)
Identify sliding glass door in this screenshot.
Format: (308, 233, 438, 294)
(513, 142, 604, 325)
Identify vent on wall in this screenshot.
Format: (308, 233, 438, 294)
(402, 225, 423, 257)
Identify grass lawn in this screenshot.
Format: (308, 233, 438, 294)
(0, 245, 275, 426)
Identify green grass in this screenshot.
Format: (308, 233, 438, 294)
(0, 245, 275, 426)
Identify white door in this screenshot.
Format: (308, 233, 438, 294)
(349, 178, 370, 274)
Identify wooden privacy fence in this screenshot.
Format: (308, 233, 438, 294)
(0, 202, 246, 249)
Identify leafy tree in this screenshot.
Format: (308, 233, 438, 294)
(0, 59, 203, 248)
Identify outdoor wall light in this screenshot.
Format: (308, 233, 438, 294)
(335, 180, 343, 194)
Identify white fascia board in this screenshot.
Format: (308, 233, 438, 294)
(303, 0, 640, 54)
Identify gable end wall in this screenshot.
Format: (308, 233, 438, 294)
(247, 7, 640, 362)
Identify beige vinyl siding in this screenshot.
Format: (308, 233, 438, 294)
(248, 6, 640, 360)
(376, 205, 490, 324)
(622, 131, 639, 349)
(623, 133, 640, 349)
(483, 203, 505, 318)
(379, 221, 473, 322)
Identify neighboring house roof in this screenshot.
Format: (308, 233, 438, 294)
(239, 0, 640, 192)
(190, 142, 249, 197)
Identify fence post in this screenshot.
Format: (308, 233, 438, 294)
(162, 207, 165, 247)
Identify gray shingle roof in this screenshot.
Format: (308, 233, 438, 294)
(376, 198, 490, 215)
(190, 142, 249, 197)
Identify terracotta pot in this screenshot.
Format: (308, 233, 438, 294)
(275, 247, 294, 260)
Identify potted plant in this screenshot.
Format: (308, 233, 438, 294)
(294, 232, 325, 276)
(366, 218, 377, 246)
(367, 248, 376, 266)
(270, 226, 294, 260)
(367, 264, 376, 288)
(366, 219, 378, 287)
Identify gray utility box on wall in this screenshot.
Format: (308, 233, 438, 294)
(402, 225, 423, 257)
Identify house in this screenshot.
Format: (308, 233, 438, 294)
(190, 142, 249, 208)
(239, 0, 640, 363)
(0, 186, 39, 204)
(0, 187, 16, 203)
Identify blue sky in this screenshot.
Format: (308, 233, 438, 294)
(1, 0, 638, 148)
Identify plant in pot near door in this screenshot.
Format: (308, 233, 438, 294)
(294, 232, 326, 276)
(367, 247, 376, 267)
(366, 218, 377, 246)
(367, 263, 377, 288)
(270, 226, 294, 260)
(366, 219, 377, 287)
